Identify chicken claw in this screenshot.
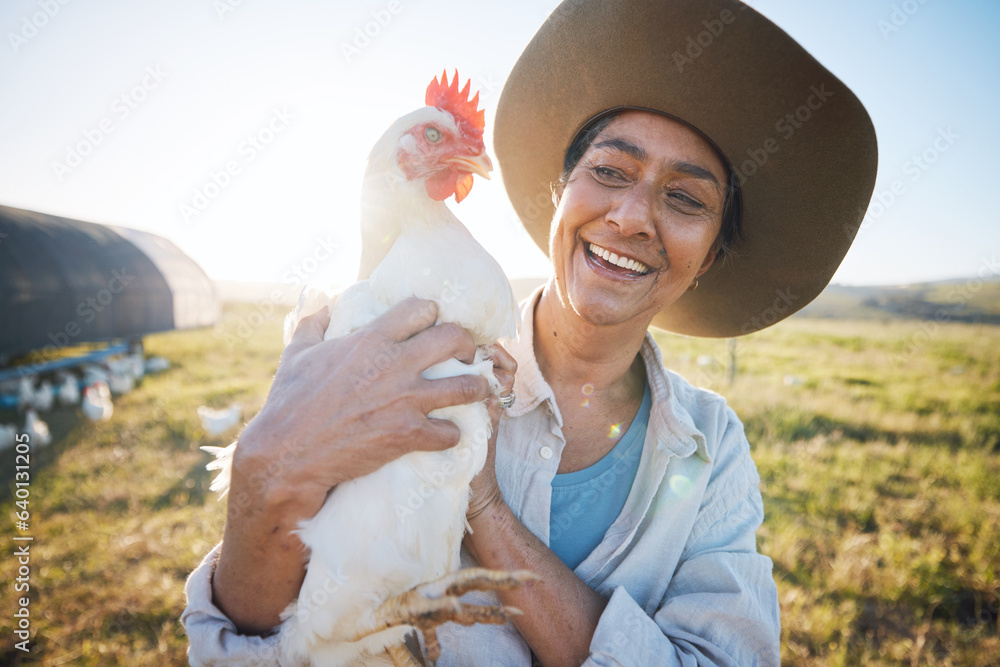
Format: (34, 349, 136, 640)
(359, 568, 540, 666)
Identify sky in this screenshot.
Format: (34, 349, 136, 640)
(0, 0, 997, 289)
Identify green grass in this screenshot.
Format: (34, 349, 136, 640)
(653, 318, 1000, 665)
(2, 307, 998, 665)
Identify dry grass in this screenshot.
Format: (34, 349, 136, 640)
(1, 307, 997, 665)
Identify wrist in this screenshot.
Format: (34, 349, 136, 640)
(467, 485, 503, 522)
(228, 420, 330, 524)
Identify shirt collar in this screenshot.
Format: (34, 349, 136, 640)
(505, 283, 710, 462)
(506, 283, 560, 425)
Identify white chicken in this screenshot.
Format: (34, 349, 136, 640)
(107, 357, 136, 395)
(81, 381, 114, 422)
(197, 403, 242, 437)
(144, 356, 170, 374)
(32, 380, 54, 413)
(17, 375, 35, 412)
(206, 71, 531, 666)
(24, 409, 51, 447)
(58, 373, 80, 406)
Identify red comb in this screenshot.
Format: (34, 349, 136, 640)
(426, 69, 485, 138)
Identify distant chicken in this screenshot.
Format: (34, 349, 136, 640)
(24, 409, 51, 447)
(197, 403, 242, 437)
(58, 373, 80, 406)
(206, 72, 530, 666)
(32, 380, 54, 413)
(107, 358, 136, 395)
(144, 356, 170, 374)
(17, 376, 34, 412)
(81, 381, 114, 422)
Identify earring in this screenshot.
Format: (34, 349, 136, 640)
(687, 279, 699, 292)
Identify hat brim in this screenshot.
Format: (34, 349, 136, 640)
(494, 0, 877, 337)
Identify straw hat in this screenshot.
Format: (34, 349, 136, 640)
(494, 0, 877, 337)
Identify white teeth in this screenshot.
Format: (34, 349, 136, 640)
(588, 243, 650, 274)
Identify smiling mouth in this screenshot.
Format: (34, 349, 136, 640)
(587, 242, 652, 275)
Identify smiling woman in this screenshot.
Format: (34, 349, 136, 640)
(182, 1, 877, 665)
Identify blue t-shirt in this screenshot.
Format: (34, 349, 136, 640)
(549, 383, 651, 570)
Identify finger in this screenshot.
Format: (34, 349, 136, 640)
(415, 417, 463, 452)
(285, 306, 330, 354)
(493, 370, 515, 397)
(371, 297, 439, 343)
(486, 343, 518, 375)
(404, 322, 479, 368)
(420, 374, 490, 413)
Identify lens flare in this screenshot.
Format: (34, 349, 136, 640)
(669, 474, 693, 497)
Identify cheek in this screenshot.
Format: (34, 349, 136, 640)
(656, 218, 721, 266)
(552, 180, 604, 237)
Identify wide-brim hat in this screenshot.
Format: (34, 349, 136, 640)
(494, 0, 877, 337)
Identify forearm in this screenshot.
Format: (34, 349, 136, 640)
(211, 424, 329, 634)
(465, 498, 607, 667)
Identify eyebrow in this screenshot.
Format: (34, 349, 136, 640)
(672, 161, 722, 190)
(593, 138, 647, 162)
(591, 139, 722, 190)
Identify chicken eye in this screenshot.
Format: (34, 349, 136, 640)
(425, 126, 442, 143)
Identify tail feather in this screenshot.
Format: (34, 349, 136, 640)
(201, 442, 237, 497)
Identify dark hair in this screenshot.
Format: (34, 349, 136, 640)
(555, 111, 744, 264)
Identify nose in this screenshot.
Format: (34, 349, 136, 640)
(606, 184, 655, 239)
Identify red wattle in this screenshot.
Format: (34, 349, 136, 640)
(425, 169, 458, 201)
(453, 173, 474, 203)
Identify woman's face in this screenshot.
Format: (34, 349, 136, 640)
(549, 110, 726, 328)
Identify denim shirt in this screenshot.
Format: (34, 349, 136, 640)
(183, 288, 781, 665)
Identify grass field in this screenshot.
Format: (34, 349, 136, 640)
(2, 303, 998, 665)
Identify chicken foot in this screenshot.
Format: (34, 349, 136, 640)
(358, 568, 539, 666)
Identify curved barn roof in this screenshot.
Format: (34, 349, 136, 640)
(0, 205, 217, 360)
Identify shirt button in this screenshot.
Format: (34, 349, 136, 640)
(539, 446, 553, 460)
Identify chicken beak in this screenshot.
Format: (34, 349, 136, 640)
(446, 151, 493, 180)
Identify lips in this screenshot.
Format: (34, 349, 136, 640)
(586, 242, 652, 275)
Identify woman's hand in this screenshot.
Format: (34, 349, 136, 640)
(466, 343, 517, 520)
(231, 297, 491, 521)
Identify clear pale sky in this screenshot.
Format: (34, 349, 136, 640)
(1, 0, 997, 288)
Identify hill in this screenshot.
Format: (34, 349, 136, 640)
(797, 277, 1000, 323)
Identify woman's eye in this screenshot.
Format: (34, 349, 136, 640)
(593, 166, 625, 182)
(425, 127, 442, 143)
(667, 191, 703, 209)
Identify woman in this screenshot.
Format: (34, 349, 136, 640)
(183, 1, 877, 664)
